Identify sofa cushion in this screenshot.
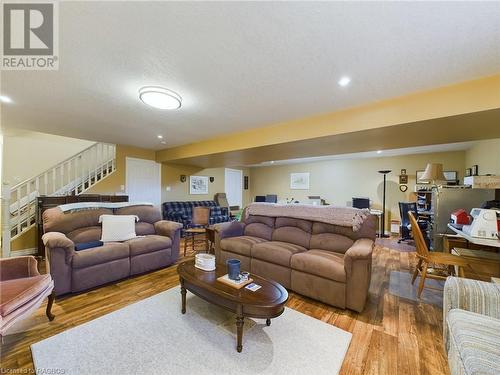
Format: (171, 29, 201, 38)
(272, 217, 312, 248)
(67, 226, 102, 243)
(312, 217, 377, 242)
(0, 274, 52, 316)
(309, 233, 354, 254)
(220, 236, 268, 257)
(116, 205, 161, 224)
(447, 309, 500, 375)
(243, 215, 275, 241)
(291, 249, 346, 283)
(72, 242, 130, 269)
(135, 222, 157, 236)
(126, 235, 172, 256)
(43, 208, 113, 234)
(251, 241, 306, 267)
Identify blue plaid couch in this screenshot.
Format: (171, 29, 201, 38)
(162, 200, 230, 228)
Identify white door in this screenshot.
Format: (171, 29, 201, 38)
(126, 157, 161, 207)
(225, 168, 243, 208)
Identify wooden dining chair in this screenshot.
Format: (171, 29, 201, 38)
(183, 206, 210, 256)
(409, 212, 476, 297)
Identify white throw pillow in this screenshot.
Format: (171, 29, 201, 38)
(99, 215, 139, 242)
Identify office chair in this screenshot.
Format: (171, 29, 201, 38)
(265, 194, 277, 203)
(398, 202, 428, 245)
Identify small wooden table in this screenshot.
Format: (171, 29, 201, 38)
(177, 260, 288, 352)
(183, 228, 208, 256)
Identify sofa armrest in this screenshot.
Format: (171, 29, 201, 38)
(213, 221, 245, 261)
(343, 238, 374, 312)
(0, 256, 40, 281)
(155, 220, 183, 263)
(214, 221, 245, 239)
(443, 277, 500, 350)
(42, 232, 75, 264)
(42, 232, 75, 296)
(154, 220, 183, 239)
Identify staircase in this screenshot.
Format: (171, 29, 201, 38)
(6, 143, 116, 243)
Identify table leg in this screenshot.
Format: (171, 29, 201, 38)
(236, 316, 244, 352)
(183, 232, 187, 256)
(180, 278, 186, 314)
(266, 318, 271, 326)
(236, 304, 244, 352)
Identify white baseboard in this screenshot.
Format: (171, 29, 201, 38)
(10, 248, 37, 256)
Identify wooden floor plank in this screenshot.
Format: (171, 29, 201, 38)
(0, 239, 450, 374)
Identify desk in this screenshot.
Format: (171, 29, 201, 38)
(451, 247, 500, 280)
(447, 224, 500, 248)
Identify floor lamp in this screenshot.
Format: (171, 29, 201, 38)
(378, 170, 391, 238)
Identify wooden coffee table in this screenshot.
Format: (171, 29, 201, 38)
(177, 260, 288, 352)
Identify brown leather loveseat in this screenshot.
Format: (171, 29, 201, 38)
(215, 213, 376, 312)
(42, 205, 182, 296)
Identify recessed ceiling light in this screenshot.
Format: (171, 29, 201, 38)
(157, 135, 163, 139)
(0, 95, 13, 103)
(139, 86, 182, 110)
(377, 150, 383, 154)
(338, 76, 351, 87)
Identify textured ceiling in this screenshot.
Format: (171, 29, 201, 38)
(1, 2, 500, 149)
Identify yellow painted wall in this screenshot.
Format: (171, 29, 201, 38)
(249, 151, 466, 229)
(465, 138, 500, 176)
(86, 144, 156, 195)
(161, 164, 251, 205)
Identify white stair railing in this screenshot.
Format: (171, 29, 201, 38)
(8, 143, 116, 241)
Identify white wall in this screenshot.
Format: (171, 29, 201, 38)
(3, 129, 94, 185)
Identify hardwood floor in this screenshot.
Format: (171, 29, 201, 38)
(0, 239, 450, 374)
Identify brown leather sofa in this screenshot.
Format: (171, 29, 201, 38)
(215, 213, 376, 312)
(42, 205, 182, 296)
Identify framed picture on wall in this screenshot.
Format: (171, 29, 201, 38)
(189, 176, 209, 194)
(416, 170, 430, 184)
(290, 172, 310, 190)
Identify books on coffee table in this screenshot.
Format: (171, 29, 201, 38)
(217, 274, 253, 289)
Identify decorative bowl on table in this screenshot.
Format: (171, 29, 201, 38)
(195, 253, 216, 271)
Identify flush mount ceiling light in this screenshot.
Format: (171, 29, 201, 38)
(139, 86, 182, 110)
(0, 95, 13, 103)
(337, 76, 351, 87)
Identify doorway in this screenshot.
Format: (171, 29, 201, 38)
(224, 168, 243, 208)
(125, 157, 161, 207)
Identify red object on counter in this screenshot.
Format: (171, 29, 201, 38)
(451, 209, 471, 225)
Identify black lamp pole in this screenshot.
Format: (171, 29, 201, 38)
(378, 170, 391, 238)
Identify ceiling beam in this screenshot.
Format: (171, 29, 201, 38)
(156, 74, 500, 166)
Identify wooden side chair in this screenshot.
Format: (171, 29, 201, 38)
(408, 212, 476, 297)
(183, 206, 210, 256)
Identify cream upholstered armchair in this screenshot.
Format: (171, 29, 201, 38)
(443, 277, 500, 375)
(0, 256, 55, 336)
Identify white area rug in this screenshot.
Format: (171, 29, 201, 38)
(31, 287, 351, 375)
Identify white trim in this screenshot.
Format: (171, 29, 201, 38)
(10, 248, 37, 256)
